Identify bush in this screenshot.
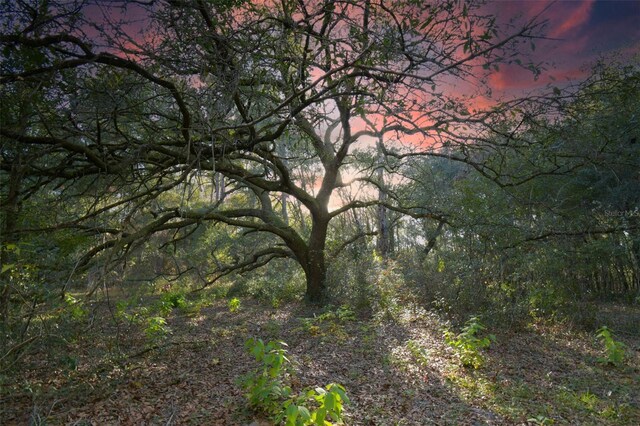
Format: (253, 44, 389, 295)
(228, 297, 241, 313)
(444, 316, 495, 369)
(158, 290, 188, 315)
(240, 338, 350, 425)
(596, 326, 626, 367)
(145, 316, 171, 342)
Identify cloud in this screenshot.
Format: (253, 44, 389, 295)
(549, 0, 596, 38)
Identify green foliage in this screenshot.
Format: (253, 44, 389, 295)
(241, 339, 292, 414)
(370, 260, 406, 320)
(240, 339, 349, 425)
(579, 391, 599, 411)
(406, 340, 430, 367)
(159, 290, 187, 312)
(280, 384, 350, 426)
(596, 326, 626, 367)
(145, 316, 171, 342)
(115, 299, 147, 325)
(444, 317, 495, 369)
(228, 297, 241, 313)
(527, 415, 555, 425)
(316, 305, 356, 323)
(229, 258, 305, 305)
(298, 305, 355, 338)
(63, 294, 88, 322)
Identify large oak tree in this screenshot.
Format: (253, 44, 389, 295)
(1, 0, 545, 304)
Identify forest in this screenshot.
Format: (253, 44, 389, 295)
(1, 0, 639, 424)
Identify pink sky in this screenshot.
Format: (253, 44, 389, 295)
(483, 0, 639, 94)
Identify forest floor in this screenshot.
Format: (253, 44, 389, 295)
(1, 294, 639, 425)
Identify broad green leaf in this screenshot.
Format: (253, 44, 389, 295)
(324, 392, 335, 412)
(298, 406, 311, 421)
(285, 403, 298, 425)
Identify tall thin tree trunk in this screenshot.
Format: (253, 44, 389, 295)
(0, 156, 23, 323)
(375, 136, 391, 258)
(424, 220, 445, 257)
(281, 193, 289, 225)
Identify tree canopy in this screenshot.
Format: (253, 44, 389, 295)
(1, 0, 551, 304)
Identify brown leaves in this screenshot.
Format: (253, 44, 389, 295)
(2, 300, 639, 425)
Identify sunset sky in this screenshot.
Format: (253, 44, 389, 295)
(484, 0, 640, 94)
(84, 0, 639, 100)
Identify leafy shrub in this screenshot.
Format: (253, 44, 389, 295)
(158, 290, 187, 315)
(370, 260, 405, 320)
(63, 294, 88, 321)
(241, 339, 292, 414)
(444, 316, 495, 369)
(280, 383, 349, 426)
(230, 258, 305, 304)
(115, 299, 147, 326)
(316, 305, 356, 323)
(596, 326, 626, 366)
(240, 339, 349, 425)
(228, 297, 241, 313)
(145, 316, 171, 342)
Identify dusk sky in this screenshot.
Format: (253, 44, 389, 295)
(485, 0, 640, 94)
(88, 0, 639, 100)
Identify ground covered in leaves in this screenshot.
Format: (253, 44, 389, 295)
(2, 295, 639, 425)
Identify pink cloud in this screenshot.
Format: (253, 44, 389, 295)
(549, 0, 596, 38)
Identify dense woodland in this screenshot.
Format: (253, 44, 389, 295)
(1, 0, 639, 424)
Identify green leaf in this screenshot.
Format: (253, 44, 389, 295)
(314, 407, 327, 425)
(285, 403, 298, 425)
(298, 406, 311, 421)
(324, 392, 335, 411)
(1, 264, 15, 273)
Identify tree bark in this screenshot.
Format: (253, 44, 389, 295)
(375, 136, 391, 258)
(304, 213, 329, 303)
(0, 157, 23, 323)
(424, 220, 446, 257)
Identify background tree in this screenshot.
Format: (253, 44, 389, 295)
(399, 61, 640, 322)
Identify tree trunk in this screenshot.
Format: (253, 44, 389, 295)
(304, 213, 329, 304)
(424, 220, 445, 257)
(375, 136, 391, 258)
(0, 157, 23, 323)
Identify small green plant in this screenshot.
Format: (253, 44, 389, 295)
(596, 326, 626, 367)
(63, 294, 88, 321)
(228, 297, 241, 313)
(240, 338, 349, 425)
(115, 300, 148, 326)
(241, 339, 292, 414)
(527, 414, 554, 425)
(298, 305, 354, 337)
(444, 316, 495, 369)
(145, 316, 171, 341)
(579, 391, 599, 411)
(335, 305, 356, 322)
(158, 291, 188, 315)
(280, 383, 349, 426)
(406, 340, 429, 367)
(314, 305, 355, 323)
(299, 317, 321, 336)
